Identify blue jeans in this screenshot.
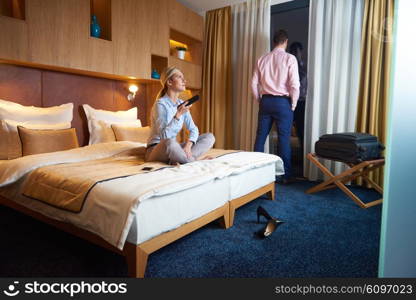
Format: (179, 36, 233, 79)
(254, 95, 294, 179)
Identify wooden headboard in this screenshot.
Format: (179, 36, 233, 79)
(0, 64, 147, 146)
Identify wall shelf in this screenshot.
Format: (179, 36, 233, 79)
(169, 28, 202, 65)
(168, 28, 202, 89)
(0, 59, 160, 84)
(168, 56, 201, 89)
(90, 0, 111, 41)
(0, 0, 25, 20)
(0, 0, 203, 93)
(151, 55, 167, 80)
(169, 55, 199, 67)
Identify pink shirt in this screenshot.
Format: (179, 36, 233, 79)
(251, 47, 300, 110)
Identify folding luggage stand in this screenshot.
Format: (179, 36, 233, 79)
(306, 153, 385, 208)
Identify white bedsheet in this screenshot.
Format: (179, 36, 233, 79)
(126, 163, 275, 244)
(0, 143, 283, 249)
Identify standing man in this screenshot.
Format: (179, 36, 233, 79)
(289, 42, 307, 154)
(252, 29, 300, 183)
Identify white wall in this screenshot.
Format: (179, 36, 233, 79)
(379, 0, 416, 277)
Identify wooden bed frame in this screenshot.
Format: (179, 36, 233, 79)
(0, 182, 275, 277)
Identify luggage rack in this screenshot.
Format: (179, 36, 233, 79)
(306, 153, 385, 208)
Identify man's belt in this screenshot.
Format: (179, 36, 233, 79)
(262, 94, 291, 100)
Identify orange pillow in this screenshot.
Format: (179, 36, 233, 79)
(111, 125, 151, 143)
(17, 126, 79, 156)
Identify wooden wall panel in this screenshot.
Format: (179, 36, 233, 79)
(113, 81, 147, 125)
(86, 38, 113, 74)
(187, 42, 202, 66)
(145, 83, 161, 127)
(42, 70, 115, 145)
(189, 91, 202, 128)
(0, 64, 41, 106)
(1, 0, 202, 85)
(150, 0, 169, 57)
(168, 0, 203, 41)
(0, 17, 28, 61)
(0, 64, 150, 145)
(169, 56, 201, 89)
(0, 0, 203, 128)
(112, 0, 151, 79)
(27, 0, 89, 70)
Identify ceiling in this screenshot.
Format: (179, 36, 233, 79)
(176, 0, 292, 15)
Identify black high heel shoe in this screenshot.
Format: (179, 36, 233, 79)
(256, 206, 284, 237)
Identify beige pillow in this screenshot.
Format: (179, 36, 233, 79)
(112, 125, 151, 143)
(2, 120, 71, 159)
(17, 126, 79, 156)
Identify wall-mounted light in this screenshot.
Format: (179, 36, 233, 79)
(127, 84, 138, 101)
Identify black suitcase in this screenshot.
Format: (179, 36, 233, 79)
(315, 132, 384, 163)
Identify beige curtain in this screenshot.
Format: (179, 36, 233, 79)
(305, 0, 364, 180)
(231, 0, 270, 151)
(356, 0, 395, 187)
(201, 7, 233, 149)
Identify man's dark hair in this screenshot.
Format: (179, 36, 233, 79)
(289, 42, 303, 55)
(273, 29, 288, 45)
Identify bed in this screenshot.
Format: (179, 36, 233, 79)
(0, 99, 283, 278)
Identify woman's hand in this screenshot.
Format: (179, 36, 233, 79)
(183, 141, 193, 159)
(175, 103, 192, 120)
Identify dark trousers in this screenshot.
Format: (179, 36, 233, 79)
(294, 100, 305, 153)
(254, 95, 294, 179)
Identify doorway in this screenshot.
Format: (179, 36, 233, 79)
(269, 0, 309, 178)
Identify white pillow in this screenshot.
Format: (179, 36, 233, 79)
(0, 99, 21, 107)
(0, 124, 8, 160)
(0, 99, 74, 159)
(82, 105, 141, 144)
(0, 99, 73, 124)
(88, 119, 142, 144)
(1, 120, 71, 159)
(82, 104, 137, 122)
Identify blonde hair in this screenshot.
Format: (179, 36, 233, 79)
(155, 66, 181, 101)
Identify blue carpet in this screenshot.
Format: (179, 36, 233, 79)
(0, 181, 382, 277)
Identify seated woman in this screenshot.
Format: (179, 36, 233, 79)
(145, 67, 215, 164)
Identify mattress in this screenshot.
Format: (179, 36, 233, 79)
(229, 163, 275, 199)
(126, 163, 274, 244)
